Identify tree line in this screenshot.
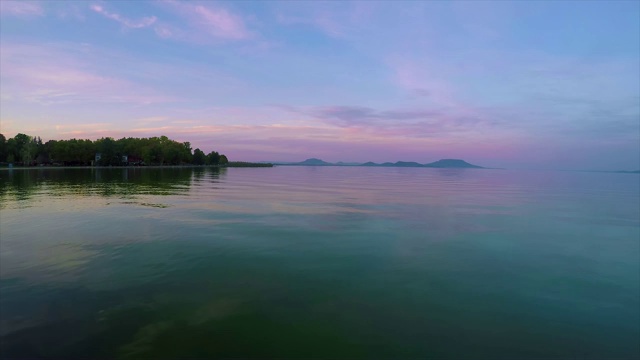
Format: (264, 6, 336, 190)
(0, 133, 228, 166)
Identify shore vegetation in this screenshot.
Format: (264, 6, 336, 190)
(0, 133, 231, 167)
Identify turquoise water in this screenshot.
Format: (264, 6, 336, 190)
(0, 167, 638, 358)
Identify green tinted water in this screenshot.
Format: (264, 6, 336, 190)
(0, 167, 638, 358)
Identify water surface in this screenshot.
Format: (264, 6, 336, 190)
(1, 167, 638, 358)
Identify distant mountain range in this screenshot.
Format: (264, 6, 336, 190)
(613, 170, 640, 174)
(274, 158, 484, 168)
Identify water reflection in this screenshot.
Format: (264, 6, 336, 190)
(0, 167, 638, 358)
(0, 167, 227, 205)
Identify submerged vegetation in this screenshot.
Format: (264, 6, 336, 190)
(0, 133, 228, 167)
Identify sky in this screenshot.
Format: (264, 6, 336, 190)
(0, 0, 638, 170)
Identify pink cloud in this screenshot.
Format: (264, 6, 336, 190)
(0, 1, 43, 17)
(0, 96, 525, 164)
(90, 4, 156, 29)
(15, 117, 515, 164)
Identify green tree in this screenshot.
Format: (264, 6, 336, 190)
(44, 140, 57, 163)
(34, 136, 48, 164)
(51, 140, 69, 163)
(13, 133, 31, 164)
(8, 133, 38, 165)
(96, 137, 117, 166)
(182, 142, 192, 163)
(21, 138, 38, 165)
(0, 133, 6, 162)
(205, 151, 220, 165)
(193, 148, 206, 165)
(1, 134, 228, 166)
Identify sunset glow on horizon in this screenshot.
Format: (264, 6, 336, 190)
(1, 0, 638, 170)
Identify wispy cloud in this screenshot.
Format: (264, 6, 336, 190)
(276, 12, 344, 38)
(274, 1, 374, 39)
(90, 4, 156, 29)
(0, 1, 43, 17)
(308, 106, 443, 125)
(158, 0, 253, 42)
(388, 56, 459, 108)
(2, 1, 638, 169)
(54, 122, 112, 137)
(278, 104, 502, 139)
(0, 42, 175, 105)
(133, 116, 169, 125)
(153, 23, 174, 39)
(56, 4, 86, 21)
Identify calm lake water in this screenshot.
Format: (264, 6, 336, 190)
(0, 167, 638, 359)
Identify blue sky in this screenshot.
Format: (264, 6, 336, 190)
(1, 0, 638, 169)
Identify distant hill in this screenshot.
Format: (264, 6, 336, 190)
(360, 159, 483, 168)
(274, 158, 333, 166)
(614, 170, 640, 174)
(275, 158, 484, 168)
(299, 158, 332, 165)
(393, 161, 423, 167)
(424, 159, 483, 168)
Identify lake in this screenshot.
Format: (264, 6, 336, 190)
(0, 167, 638, 358)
